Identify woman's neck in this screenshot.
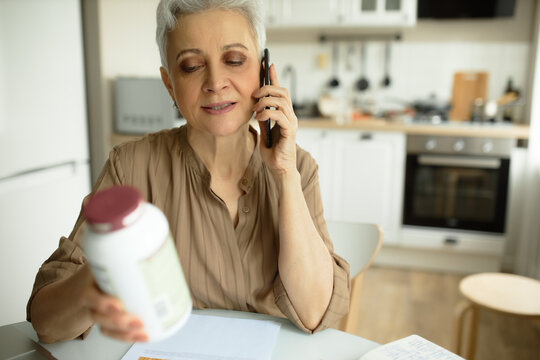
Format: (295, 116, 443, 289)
(186, 123, 255, 179)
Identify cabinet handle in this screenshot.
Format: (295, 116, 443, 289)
(359, 133, 373, 141)
(444, 237, 459, 246)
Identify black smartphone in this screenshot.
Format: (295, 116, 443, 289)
(260, 48, 272, 148)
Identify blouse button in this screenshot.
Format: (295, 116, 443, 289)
(240, 178, 249, 186)
(242, 206, 250, 213)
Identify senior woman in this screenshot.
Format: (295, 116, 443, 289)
(27, 0, 350, 343)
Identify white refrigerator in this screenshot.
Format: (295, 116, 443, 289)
(0, 0, 91, 325)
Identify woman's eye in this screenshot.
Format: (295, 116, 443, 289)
(224, 52, 247, 67)
(226, 59, 244, 66)
(180, 64, 203, 73)
(179, 59, 204, 73)
(181, 65, 200, 73)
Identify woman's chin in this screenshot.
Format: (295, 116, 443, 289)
(199, 117, 251, 137)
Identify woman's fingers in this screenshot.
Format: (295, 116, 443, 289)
(269, 63, 280, 87)
(100, 326, 148, 343)
(255, 109, 297, 137)
(81, 279, 148, 342)
(92, 309, 143, 332)
(82, 281, 123, 314)
(253, 85, 290, 101)
(93, 307, 148, 342)
(91, 302, 148, 342)
(253, 64, 288, 100)
(253, 96, 295, 121)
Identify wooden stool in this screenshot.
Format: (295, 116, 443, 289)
(454, 273, 540, 359)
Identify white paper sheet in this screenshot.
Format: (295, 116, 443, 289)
(121, 314, 281, 360)
(359, 335, 465, 360)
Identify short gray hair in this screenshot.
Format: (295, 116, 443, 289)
(156, 0, 266, 71)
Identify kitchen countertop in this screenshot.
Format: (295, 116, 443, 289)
(297, 118, 530, 139)
(111, 117, 530, 147)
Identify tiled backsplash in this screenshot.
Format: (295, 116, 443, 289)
(268, 40, 530, 110)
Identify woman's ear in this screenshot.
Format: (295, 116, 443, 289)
(160, 66, 175, 102)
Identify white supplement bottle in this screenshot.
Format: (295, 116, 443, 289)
(82, 185, 191, 342)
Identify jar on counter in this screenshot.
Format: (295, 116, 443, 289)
(82, 185, 191, 342)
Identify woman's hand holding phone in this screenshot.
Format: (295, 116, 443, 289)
(252, 54, 299, 177)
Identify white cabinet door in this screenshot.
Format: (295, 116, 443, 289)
(297, 128, 406, 244)
(263, 0, 416, 28)
(347, 0, 417, 27)
(279, 0, 345, 26)
(262, 0, 281, 26)
(296, 128, 336, 221)
(331, 131, 405, 244)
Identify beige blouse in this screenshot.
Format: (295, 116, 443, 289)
(27, 125, 350, 335)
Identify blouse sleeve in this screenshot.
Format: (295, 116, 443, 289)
(273, 147, 351, 334)
(25, 149, 125, 330)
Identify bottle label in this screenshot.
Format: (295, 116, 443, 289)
(138, 233, 191, 331)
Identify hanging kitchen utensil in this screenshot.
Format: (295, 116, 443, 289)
(329, 42, 340, 88)
(346, 44, 355, 72)
(356, 43, 369, 91)
(382, 42, 391, 87)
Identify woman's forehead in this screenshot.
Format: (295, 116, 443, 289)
(168, 9, 257, 53)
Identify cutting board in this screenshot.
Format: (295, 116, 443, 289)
(449, 71, 488, 121)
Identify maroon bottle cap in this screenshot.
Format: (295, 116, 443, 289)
(83, 186, 143, 233)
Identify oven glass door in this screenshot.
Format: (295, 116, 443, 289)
(403, 154, 510, 233)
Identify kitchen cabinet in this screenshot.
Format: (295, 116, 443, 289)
(347, 0, 417, 27)
(264, 0, 344, 26)
(331, 130, 405, 244)
(295, 128, 336, 220)
(296, 128, 406, 244)
(263, 0, 417, 28)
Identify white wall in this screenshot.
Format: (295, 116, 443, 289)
(88, 0, 161, 180)
(99, 0, 161, 77)
(0, 28, 6, 134)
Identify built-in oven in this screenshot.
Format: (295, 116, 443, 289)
(403, 135, 514, 234)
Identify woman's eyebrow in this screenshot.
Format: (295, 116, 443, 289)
(175, 43, 248, 62)
(175, 48, 202, 62)
(222, 43, 248, 51)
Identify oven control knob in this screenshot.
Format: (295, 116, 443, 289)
(482, 141, 494, 153)
(425, 139, 437, 151)
(453, 139, 465, 152)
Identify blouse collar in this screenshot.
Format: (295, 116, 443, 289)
(177, 124, 262, 191)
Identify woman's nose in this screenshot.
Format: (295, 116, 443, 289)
(203, 65, 229, 93)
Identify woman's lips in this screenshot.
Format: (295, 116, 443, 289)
(201, 101, 237, 115)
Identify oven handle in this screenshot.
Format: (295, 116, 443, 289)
(417, 155, 501, 169)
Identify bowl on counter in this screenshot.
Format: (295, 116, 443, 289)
(293, 102, 320, 119)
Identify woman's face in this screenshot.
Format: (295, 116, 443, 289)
(161, 9, 260, 137)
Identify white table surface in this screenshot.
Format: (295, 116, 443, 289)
(7, 309, 380, 360)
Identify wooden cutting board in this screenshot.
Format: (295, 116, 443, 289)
(449, 71, 488, 121)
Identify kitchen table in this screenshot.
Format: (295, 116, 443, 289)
(1, 309, 379, 360)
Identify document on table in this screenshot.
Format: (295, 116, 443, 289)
(358, 335, 465, 360)
(121, 314, 281, 360)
